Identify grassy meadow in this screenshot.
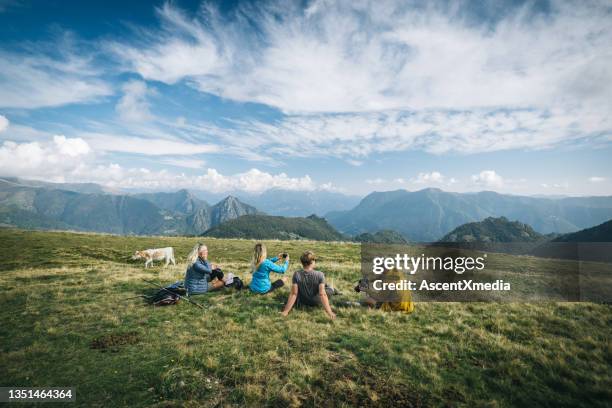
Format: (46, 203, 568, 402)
(0, 228, 610, 407)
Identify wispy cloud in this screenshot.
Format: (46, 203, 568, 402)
(180, 108, 602, 159)
(107, 3, 222, 84)
(104, 0, 612, 158)
(115, 80, 155, 122)
(111, 1, 612, 114)
(157, 157, 206, 169)
(82, 133, 219, 156)
(0, 34, 113, 109)
(589, 176, 606, 183)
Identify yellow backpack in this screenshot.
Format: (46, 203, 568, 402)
(379, 289, 414, 313)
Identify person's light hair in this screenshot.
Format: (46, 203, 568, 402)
(251, 243, 267, 272)
(300, 250, 316, 267)
(187, 243, 207, 265)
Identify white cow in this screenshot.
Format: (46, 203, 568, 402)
(132, 247, 176, 268)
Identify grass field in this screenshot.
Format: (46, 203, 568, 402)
(0, 228, 610, 407)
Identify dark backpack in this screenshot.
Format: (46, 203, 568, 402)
(225, 276, 244, 291)
(149, 283, 186, 306)
(151, 291, 180, 306)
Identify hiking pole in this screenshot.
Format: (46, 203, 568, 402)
(142, 279, 206, 310)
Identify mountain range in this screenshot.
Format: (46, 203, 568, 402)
(3, 178, 612, 243)
(133, 190, 260, 232)
(236, 189, 361, 217)
(0, 179, 257, 235)
(326, 188, 612, 241)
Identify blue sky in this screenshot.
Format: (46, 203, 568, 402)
(0, 0, 611, 196)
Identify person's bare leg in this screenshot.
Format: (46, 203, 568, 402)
(209, 279, 226, 291)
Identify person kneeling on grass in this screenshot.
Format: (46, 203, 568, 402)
(249, 243, 289, 294)
(281, 250, 337, 320)
(184, 243, 228, 296)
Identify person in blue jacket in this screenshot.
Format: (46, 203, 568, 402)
(184, 243, 226, 296)
(249, 243, 289, 294)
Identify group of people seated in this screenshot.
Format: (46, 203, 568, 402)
(183, 242, 413, 319)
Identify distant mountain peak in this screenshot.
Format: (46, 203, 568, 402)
(210, 195, 259, 226)
(220, 195, 239, 202)
(416, 187, 443, 193)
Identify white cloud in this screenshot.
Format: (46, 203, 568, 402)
(0, 114, 8, 132)
(194, 168, 318, 193)
(108, 3, 222, 84)
(365, 178, 386, 185)
(0, 136, 92, 179)
(68, 166, 326, 194)
(53, 135, 91, 156)
(365, 172, 454, 189)
(589, 176, 606, 183)
(414, 171, 444, 184)
(0, 138, 332, 193)
(115, 80, 155, 122)
(408, 171, 460, 188)
(471, 170, 504, 188)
